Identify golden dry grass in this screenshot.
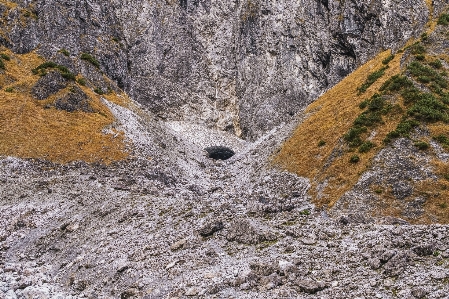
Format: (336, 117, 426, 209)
(274, 50, 404, 208)
(0, 48, 128, 164)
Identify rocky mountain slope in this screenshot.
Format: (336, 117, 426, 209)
(0, 0, 437, 139)
(1, 0, 449, 299)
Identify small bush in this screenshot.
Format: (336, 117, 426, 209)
(421, 32, 428, 41)
(429, 59, 443, 69)
(438, 14, 449, 25)
(417, 75, 431, 83)
(349, 155, 360, 163)
(5, 87, 13, 92)
(358, 66, 388, 93)
(380, 75, 414, 93)
(385, 119, 419, 143)
(344, 126, 367, 147)
(415, 54, 425, 61)
(81, 53, 100, 68)
(94, 87, 104, 95)
(299, 209, 310, 215)
(382, 54, 395, 65)
(408, 94, 448, 122)
(414, 141, 429, 150)
(318, 140, 326, 147)
(359, 100, 369, 109)
(434, 134, 449, 148)
(32, 61, 75, 81)
(77, 78, 87, 86)
(410, 43, 426, 55)
(359, 141, 375, 153)
(0, 53, 10, 61)
(60, 72, 76, 80)
(408, 61, 448, 89)
(400, 87, 421, 104)
(0, 59, 4, 70)
(59, 49, 70, 57)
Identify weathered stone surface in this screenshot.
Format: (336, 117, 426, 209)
(0, 0, 432, 139)
(198, 220, 224, 237)
(54, 86, 92, 112)
(31, 71, 67, 100)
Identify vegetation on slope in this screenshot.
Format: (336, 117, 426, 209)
(0, 48, 129, 164)
(275, 8, 449, 224)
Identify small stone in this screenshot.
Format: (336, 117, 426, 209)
(185, 287, 199, 296)
(413, 244, 434, 256)
(198, 220, 224, 237)
(411, 288, 427, 299)
(295, 279, 327, 294)
(66, 223, 79, 232)
(121, 288, 138, 299)
(171, 239, 187, 251)
(301, 234, 317, 245)
(165, 260, 179, 270)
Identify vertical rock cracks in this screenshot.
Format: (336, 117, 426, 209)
(0, 0, 434, 139)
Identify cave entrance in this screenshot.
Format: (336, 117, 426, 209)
(205, 146, 235, 160)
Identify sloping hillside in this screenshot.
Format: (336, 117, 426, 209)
(0, 48, 129, 164)
(275, 9, 449, 224)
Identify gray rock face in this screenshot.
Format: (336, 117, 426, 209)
(31, 71, 67, 100)
(54, 86, 92, 112)
(0, 0, 436, 139)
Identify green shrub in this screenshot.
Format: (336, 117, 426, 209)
(59, 49, 70, 57)
(81, 53, 100, 68)
(299, 209, 310, 215)
(94, 87, 104, 95)
(408, 61, 448, 89)
(77, 78, 87, 86)
(400, 87, 421, 104)
(410, 43, 426, 55)
(417, 75, 431, 83)
(408, 94, 448, 122)
(438, 14, 449, 25)
(359, 141, 375, 153)
(358, 66, 388, 93)
(382, 54, 395, 65)
(354, 112, 382, 127)
(414, 141, 430, 150)
(385, 119, 420, 143)
(318, 140, 326, 147)
(359, 100, 369, 109)
(349, 155, 360, 163)
(0, 59, 4, 70)
(0, 53, 10, 61)
(421, 32, 428, 41)
(415, 54, 425, 61)
(429, 59, 443, 69)
(32, 61, 75, 81)
(344, 126, 367, 147)
(5, 87, 13, 92)
(60, 72, 76, 80)
(380, 75, 414, 93)
(434, 134, 449, 148)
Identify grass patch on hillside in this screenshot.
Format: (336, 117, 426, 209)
(81, 53, 100, 68)
(274, 50, 403, 208)
(357, 66, 388, 94)
(0, 48, 128, 164)
(32, 61, 76, 80)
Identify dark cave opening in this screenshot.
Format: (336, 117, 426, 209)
(204, 146, 235, 160)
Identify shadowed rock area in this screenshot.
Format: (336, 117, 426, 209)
(205, 146, 235, 160)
